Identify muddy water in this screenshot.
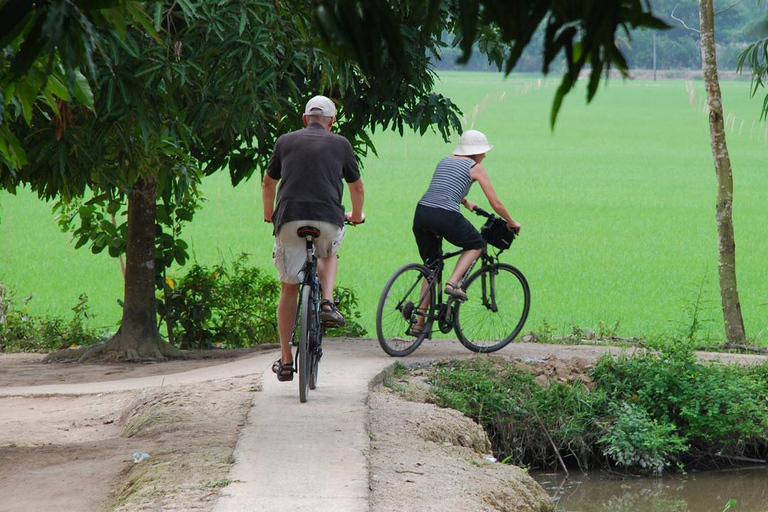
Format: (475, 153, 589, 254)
(532, 467, 768, 511)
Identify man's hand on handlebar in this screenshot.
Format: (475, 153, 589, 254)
(345, 211, 365, 225)
(507, 221, 521, 235)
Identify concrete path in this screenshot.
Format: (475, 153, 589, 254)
(213, 339, 391, 512)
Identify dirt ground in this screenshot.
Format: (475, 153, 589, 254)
(2, 346, 763, 511)
(0, 350, 261, 511)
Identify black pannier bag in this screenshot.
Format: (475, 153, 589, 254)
(480, 216, 515, 250)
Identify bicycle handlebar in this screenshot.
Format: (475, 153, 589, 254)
(472, 206, 520, 235)
(472, 206, 493, 218)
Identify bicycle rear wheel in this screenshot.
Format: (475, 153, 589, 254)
(455, 263, 530, 353)
(376, 263, 433, 357)
(298, 284, 315, 402)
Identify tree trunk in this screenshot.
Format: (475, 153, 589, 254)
(46, 176, 182, 362)
(698, 0, 747, 343)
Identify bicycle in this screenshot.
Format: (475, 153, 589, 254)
(376, 207, 530, 357)
(291, 220, 360, 403)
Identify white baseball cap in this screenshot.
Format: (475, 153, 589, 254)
(453, 130, 493, 156)
(304, 95, 337, 117)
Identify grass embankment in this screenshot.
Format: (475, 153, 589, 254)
(406, 344, 768, 476)
(2, 72, 767, 343)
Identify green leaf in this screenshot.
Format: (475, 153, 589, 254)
(0, 125, 28, 169)
(239, 9, 247, 35)
(71, 69, 95, 109)
(176, 0, 198, 18)
(45, 75, 70, 101)
(15, 80, 37, 124)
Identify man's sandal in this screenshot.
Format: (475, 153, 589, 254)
(444, 282, 468, 301)
(271, 359, 295, 382)
(319, 299, 346, 327)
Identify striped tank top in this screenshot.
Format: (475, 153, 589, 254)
(418, 157, 474, 213)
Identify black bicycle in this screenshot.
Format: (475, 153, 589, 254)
(291, 225, 325, 403)
(376, 207, 530, 357)
(291, 220, 360, 402)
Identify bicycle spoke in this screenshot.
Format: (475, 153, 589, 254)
(376, 263, 432, 357)
(455, 264, 530, 353)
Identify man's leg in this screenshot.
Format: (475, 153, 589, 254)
(277, 282, 299, 367)
(317, 255, 338, 303)
(317, 254, 346, 326)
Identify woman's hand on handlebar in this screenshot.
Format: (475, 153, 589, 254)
(345, 211, 365, 225)
(463, 200, 478, 212)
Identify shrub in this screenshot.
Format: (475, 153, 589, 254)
(159, 254, 366, 349)
(159, 255, 280, 349)
(423, 344, 768, 475)
(598, 402, 687, 475)
(0, 291, 106, 353)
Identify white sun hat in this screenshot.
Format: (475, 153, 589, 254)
(453, 129, 493, 156)
(304, 95, 337, 117)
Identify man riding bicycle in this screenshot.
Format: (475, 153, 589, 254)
(262, 95, 365, 382)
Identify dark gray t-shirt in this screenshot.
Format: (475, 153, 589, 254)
(267, 123, 360, 230)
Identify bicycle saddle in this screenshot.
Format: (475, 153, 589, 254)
(296, 226, 321, 238)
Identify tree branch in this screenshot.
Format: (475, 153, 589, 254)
(672, 4, 700, 33)
(716, 0, 744, 16)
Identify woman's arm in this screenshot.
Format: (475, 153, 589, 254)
(471, 164, 521, 232)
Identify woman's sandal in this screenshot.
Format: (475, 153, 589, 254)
(271, 358, 295, 382)
(409, 310, 426, 336)
(444, 282, 468, 301)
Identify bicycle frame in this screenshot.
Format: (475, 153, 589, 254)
(292, 235, 321, 346)
(415, 241, 506, 336)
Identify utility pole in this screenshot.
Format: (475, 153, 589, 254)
(653, 33, 657, 81)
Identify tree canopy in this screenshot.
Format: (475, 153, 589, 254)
(313, 0, 670, 126)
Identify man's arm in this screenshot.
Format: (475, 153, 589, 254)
(345, 178, 365, 224)
(262, 174, 279, 223)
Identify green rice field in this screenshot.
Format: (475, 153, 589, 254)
(1, 71, 767, 342)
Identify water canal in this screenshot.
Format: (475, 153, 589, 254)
(532, 467, 768, 511)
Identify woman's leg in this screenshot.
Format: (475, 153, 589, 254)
(448, 248, 483, 288)
(413, 279, 431, 333)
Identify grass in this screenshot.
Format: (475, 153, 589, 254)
(1, 71, 767, 343)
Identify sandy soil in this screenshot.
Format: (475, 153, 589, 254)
(0, 351, 260, 512)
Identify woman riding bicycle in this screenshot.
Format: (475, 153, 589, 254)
(412, 130, 521, 316)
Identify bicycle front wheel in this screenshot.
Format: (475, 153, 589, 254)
(455, 263, 530, 353)
(298, 284, 315, 402)
(309, 324, 321, 390)
(376, 263, 433, 357)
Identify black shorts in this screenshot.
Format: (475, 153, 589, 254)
(412, 204, 485, 264)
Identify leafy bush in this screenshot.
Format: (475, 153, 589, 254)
(159, 255, 280, 349)
(592, 342, 768, 466)
(598, 402, 687, 475)
(428, 357, 606, 470)
(0, 290, 106, 353)
(159, 254, 366, 349)
(424, 343, 768, 475)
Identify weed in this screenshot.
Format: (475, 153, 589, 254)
(0, 289, 106, 352)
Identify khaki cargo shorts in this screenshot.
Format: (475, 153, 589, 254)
(273, 220, 345, 284)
